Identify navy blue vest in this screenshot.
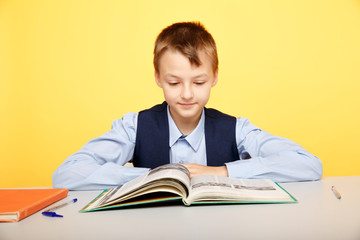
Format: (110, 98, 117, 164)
(133, 102, 240, 168)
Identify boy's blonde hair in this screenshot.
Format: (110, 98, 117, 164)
(153, 22, 218, 74)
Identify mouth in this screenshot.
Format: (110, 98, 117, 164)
(179, 103, 196, 108)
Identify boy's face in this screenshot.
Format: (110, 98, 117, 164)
(155, 49, 218, 126)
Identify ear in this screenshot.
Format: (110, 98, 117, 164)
(211, 69, 218, 87)
(155, 71, 162, 88)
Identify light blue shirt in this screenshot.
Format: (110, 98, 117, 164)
(52, 107, 322, 190)
(168, 108, 207, 165)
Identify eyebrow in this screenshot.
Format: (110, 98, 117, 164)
(164, 73, 209, 79)
(164, 74, 180, 79)
(193, 74, 209, 79)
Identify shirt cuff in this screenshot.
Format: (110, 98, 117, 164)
(225, 160, 253, 179)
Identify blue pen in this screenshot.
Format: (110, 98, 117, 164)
(42, 198, 78, 217)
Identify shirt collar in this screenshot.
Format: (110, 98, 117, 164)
(167, 105, 205, 151)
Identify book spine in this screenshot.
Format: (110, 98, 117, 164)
(182, 198, 191, 206)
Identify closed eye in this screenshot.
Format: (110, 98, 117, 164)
(194, 81, 206, 85)
(168, 82, 179, 86)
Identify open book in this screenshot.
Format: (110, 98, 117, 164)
(81, 164, 296, 212)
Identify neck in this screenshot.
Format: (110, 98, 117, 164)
(171, 113, 201, 136)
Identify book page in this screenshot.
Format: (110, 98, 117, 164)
(89, 164, 191, 209)
(185, 175, 293, 204)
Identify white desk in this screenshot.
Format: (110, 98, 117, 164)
(1, 176, 359, 240)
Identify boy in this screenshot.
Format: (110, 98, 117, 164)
(53, 22, 322, 190)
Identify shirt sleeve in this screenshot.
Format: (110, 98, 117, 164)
(225, 118, 323, 182)
(52, 112, 150, 190)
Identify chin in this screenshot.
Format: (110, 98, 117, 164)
(177, 107, 202, 119)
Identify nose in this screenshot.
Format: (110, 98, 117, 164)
(181, 84, 193, 100)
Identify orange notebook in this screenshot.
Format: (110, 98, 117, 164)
(0, 188, 68, 222)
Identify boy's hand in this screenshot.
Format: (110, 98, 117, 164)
(180, 163, 229, 179)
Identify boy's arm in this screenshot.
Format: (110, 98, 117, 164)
(225, 118, 323, 182)
(52, 112, 149, 190)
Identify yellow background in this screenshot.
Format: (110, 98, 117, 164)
(1, 0, 359, 188)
